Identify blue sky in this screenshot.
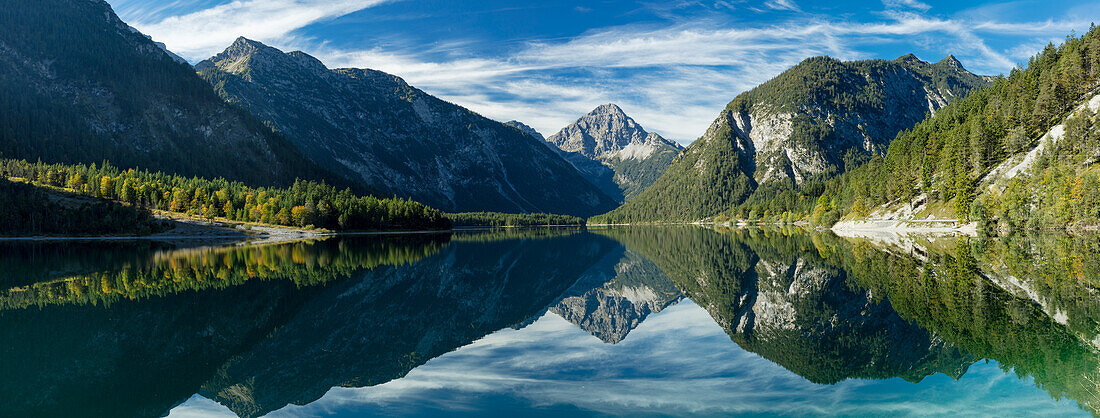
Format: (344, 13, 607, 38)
(108, 0, 1100, 144)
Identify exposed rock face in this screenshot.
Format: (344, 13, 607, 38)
(721, 55, 990, 187)
(0, 0, 329, 187)
(197, 39, 617, 216)
(550, 247, 682, 343)
(546, 104, 684, 201)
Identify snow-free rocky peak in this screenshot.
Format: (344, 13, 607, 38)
(0, 0, 331, 187)
(547, 103, 681, 161)
(545, 104, 684, 202)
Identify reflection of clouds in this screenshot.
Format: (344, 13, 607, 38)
(167, 395, 235, 418)
(171, 300, 1087, 417)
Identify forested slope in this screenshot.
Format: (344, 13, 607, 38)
(0, 0, 334, 187)
(820, 27, 1100, 230)
(592, 54, 987, 223)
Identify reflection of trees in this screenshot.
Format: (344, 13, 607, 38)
(0, 241, 177, 288)
(974, 233, 1100, 341)
(0, 279, 317, 418)
(837, 236, 1100, 415)
(449, 227, 583, 242)
(0, 231, 621, 418)
(0, 235, 450, 310)
(603, 226, 1100, 414)
(597, 226, 973, 385)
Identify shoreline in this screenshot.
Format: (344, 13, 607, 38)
(830, 219, 978, 237)
(0, 216, 452, 245)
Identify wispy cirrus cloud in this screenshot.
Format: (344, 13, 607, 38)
(883, 0, 932, 12)
(110, 0, 1094, 144)
(118, 0, 397, 59)
(299, 12, 1084, 142)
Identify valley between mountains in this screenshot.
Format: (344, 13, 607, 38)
(3, 0, 1100, 236)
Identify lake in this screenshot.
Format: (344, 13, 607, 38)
(1, 227, 1097, 417)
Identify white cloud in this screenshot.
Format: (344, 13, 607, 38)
(765, 0, 802, 12)
(883, 0, 932, 12)
(298, 13, 1085, 142)
(113, 0, 1093, 144)
(121, 0, 396, 60)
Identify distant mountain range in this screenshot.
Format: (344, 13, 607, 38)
(196, 38, 618, 216)
(595, 54, 989, 222)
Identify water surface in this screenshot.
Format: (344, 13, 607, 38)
(2, 228, 1097, 416)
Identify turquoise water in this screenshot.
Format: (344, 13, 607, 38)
(2, 228, 1096, 417)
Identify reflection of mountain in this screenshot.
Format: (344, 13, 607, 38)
(599, 227, 975, 384)
(193, 232, 620, 417)
(0, 235, 451, 418)
(0, 233, 618, 417)
(550, 246, 682, 343)
(838, 235, 1100, 415)
(8, 228, 1100, 417)
(0, 280, 318, 418)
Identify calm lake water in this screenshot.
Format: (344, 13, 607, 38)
(2, 227, 1098, 417)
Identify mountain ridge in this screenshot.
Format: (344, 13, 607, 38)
(197, 38, 618, 216)
(0, 1, 334, 188)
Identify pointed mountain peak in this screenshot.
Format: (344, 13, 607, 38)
(546, 103, 680, 161)
(894, 53, 924, 63)
(936, 54, 966, 70)
(227, 36, 270, 54)
(592, 103, 627, 117)
(199, 38, 330, 77)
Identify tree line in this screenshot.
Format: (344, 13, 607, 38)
(0, 159, 451, 232)
(447, 212, 585, 227)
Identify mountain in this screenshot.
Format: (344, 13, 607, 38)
(0, 0, 330, 187)
(545, 104, 684, 201)
(549, 245, 682, 343)
(593, 55, 988, 223)
(825, 27, 1100, 232)
(196, 39, 618, 216)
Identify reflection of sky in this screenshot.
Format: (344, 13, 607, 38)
(170, 300, 1087, 417)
